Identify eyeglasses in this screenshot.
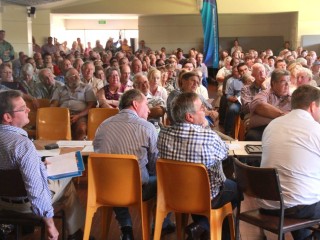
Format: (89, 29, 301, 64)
(8, 106, 28, 113)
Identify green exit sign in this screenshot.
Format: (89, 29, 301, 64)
(98, 20, 106, 24)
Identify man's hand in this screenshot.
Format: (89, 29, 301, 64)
(228, 96, 238, 103)
(70, 114, 80, 124)
(205, 109, 219, 121)
(43, 217, 59, 240)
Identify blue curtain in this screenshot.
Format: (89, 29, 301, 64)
(200, 0, 219, 68)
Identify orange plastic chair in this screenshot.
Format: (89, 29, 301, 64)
(154, 158, 235, 240)
(24, 98, 51, 139)
(83, 153, 154, 240)
(36, 107, 72, 140)
(87, 108, 119, 140)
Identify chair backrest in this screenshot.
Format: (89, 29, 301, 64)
(87, 153, 142, 206)
(156, 158, 211, 216)
(87, 108, 119, 140)
(36, 107, 72, 140)
(0, 169, 27, 197)
(233, 158, 283, 202)
(24, 99, 51, 136)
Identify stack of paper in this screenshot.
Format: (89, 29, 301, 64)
(46, 151, 85, 180)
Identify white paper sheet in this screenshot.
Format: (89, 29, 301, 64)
(37, 149, 61, 157)
(57, 140, 93, 147)
(227, 143, 242, 150)
(81, 145, 94, 154)
(46, 152, 78, 177)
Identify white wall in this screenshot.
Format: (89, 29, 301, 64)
(139, 14, 203, 54)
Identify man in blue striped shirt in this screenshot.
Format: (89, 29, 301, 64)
(0, 90, 85, 240)
(94, 89, 174, 239)
(158, 92, 240, 240)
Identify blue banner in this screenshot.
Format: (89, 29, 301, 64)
(200, 0, 219, 68)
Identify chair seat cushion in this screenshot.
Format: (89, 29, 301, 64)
(239, 209, 320, 234)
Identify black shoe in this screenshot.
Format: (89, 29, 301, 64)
(185, 222, 206, 240)
(120, 226, 134, 240)
(161, 221, 176, 236)
(67, 229, 83, 240)
(67, 229, 95, 240)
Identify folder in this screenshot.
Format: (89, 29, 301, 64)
(46, 151, 85, 180)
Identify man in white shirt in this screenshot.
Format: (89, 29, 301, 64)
(260, 85, 320, 239)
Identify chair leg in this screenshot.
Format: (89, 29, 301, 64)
(228, 213, 235, 240)
(100, 207, 112, 239)
(83, 206, 97, 240)
(153, 210, 168, 240)
(40, 224, 46, 240)
(210, 203, 234, 240)
(141, 198, 155, 240)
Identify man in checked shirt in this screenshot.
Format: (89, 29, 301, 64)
(0, 90, 86, 240)
(158, 92, 241, 240)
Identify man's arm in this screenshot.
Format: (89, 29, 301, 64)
(43, 218, 59, 240)
(240, 85, 252, 115)
(254, 102, 284, 119)
(50, 100, 59, 107)
(70, 101, 95, 124)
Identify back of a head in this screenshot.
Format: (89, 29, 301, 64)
(119, 89, 143, 110)
(291, 85, 320, 110)
(171, 92, 198, 123)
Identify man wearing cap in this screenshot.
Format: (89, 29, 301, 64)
(0, 30, 14, 62)
(312, 60, 320, 86)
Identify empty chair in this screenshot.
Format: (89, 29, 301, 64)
(83, 153, 154, 240)
(153, 158, 235, 240)
(0, 169, 65, 240)
(24, 98, 51, 139)
(233, 158, 320, 240)
(87, 108, 119, 140)
(36, 107, 72, 140)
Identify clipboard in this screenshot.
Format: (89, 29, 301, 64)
(244, 144, 262, 154)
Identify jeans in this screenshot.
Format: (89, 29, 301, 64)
(261, 201, 320, 240)
(191, 179, 241, 240)
(114, 176, 157, 227)
(224, 102, 241, 136)
(245, 125, 267, 141)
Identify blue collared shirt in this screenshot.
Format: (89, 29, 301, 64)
(0, 124, 53, 218)
(93, 109, 158, 185)
(158, 123, 228, 198)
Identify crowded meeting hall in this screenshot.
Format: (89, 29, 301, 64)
(1, 0, 320, 240)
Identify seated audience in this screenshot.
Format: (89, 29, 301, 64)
(158, 92, 241, 240)
(97, 67, 121, 108)
(133, 73, 166, 121)
(119, 64, 133, 93)
(81, 61, 104, 95)
(147, 68, 167, 102)
(35, 68, 64, 99)
(0, 90, 85, 240)
(51, 68, 96, 140)
(20, 63, 38, 97)
(246, 69, 291, 140)
(167, 71, 218, 126)
(93, 89, 174, 240)
(224, 65, 243, 137)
